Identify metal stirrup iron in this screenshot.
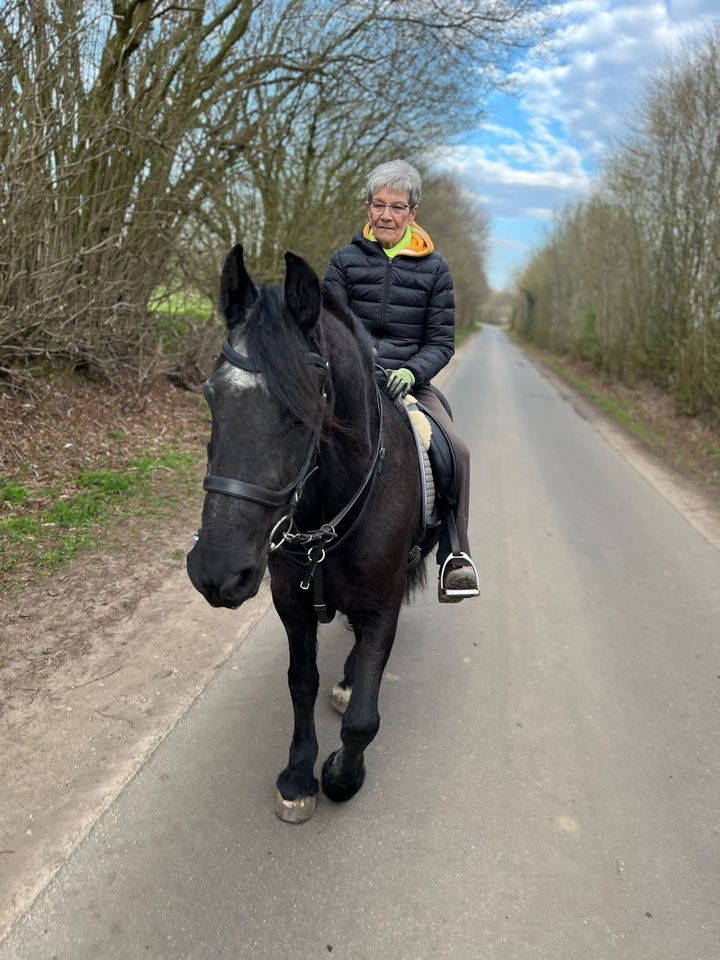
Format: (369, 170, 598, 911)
(438, 511, 480, 600)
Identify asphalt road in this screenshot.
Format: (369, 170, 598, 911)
(2, 327, 719, 960)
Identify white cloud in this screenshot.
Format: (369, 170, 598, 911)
(524, 207, 556, 221)
(478, 122, 524, 142)
(441, 1, 719, 286)
(491, 236, 533, 252)
(515, 1, 719, 151)
(435, 120, 590, 226)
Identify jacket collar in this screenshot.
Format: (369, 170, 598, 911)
(355, 222, 434, 258)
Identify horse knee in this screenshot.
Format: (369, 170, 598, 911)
(341, 709, 380, 749)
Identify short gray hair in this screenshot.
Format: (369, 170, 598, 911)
(365, 159, 421, 208)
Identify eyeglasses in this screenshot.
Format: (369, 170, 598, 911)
(368, 201, 412, 215)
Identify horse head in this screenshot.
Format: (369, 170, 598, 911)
(186, 245, 326, 608)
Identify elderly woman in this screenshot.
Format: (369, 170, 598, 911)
(324, 159, 479, 602)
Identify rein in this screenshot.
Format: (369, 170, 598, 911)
(203, 337, 386, 619)
(275, 387, 385, 622)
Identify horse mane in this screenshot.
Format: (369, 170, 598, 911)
(317, 286, 431, 600)
(236, 284, 373, 431)
(319, 284, 355, 329)
(320, 284, 375, 376)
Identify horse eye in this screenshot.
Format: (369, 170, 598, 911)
(281, 419, 304, 437)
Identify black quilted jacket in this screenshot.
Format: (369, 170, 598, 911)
(323, 227, 455, 386)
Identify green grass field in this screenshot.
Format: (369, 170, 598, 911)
(0, 450, 201, 584)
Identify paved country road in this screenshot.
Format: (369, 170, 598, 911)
(2, 327, 719, 959)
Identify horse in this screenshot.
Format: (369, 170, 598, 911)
(186, 244, 440, 823)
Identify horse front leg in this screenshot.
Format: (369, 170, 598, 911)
(274, 595, 320, 823)
(321, 608, 399, 804)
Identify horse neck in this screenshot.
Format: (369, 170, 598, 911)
(307, 324, 378, 516)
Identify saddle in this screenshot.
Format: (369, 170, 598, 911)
(401, 392, 459, 549)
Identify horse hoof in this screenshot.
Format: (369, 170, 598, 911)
(330, 682, 351, 715)
(321, 750, 366, 803)
(274, 790, 317, 823)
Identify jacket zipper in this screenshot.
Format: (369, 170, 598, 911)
(378, 257, 393, 333)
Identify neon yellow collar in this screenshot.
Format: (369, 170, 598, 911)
(363, 222, 434, 257)
(367, 225, 413, 259)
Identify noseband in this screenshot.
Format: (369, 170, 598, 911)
(203, 338, 329, 511)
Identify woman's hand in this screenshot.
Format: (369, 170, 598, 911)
(385, 367, 415, 401)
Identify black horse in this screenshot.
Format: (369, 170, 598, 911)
(187, 245, 439, 822)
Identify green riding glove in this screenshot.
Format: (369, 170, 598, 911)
(386, 367, 415, 401)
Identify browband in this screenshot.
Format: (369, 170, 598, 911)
(222, 339, 327, 373)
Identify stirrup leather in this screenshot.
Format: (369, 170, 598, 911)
(438, 552, 480, 599)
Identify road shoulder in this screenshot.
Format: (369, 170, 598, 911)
(522, 340, 720, 552)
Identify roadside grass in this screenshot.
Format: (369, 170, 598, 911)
(542, 357, 664, 448)
(456, 321, 483, 349)
(512, 333, 720, 490)
(0, 449, 202, 588)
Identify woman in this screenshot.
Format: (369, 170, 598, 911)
(324, 159, 479, 602)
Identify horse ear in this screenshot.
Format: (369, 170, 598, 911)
(220, 244, 257, 329)
(284, 252, 320, 331)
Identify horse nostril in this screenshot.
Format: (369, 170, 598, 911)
(219, 568, 254, 600)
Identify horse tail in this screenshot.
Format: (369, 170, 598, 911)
(404, 555, 428, 602)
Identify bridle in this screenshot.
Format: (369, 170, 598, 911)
(201, 337, 387, 614)
(203, 339, 327, 522)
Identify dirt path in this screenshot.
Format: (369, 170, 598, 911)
(0, 497, 274, 940)
(1, 330, 719, 944)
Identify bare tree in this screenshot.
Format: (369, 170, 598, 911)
(420, 174, 490, 333)
(1, 0, 550, 381)
(514, 26, 720, 418)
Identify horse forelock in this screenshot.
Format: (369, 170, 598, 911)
(221, 281, 373, 435)
(229, 285, 324, 429)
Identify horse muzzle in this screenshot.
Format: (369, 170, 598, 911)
(186, 539, 266, 609)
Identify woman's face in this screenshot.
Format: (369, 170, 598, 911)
(367, 186, 417, 249)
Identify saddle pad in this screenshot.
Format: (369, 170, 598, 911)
(404, 396, 432, 451)
(422, 445, 438, 525)
(403, 397, 437, 527)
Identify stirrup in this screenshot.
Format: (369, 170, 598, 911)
(438, 552, 480, 601)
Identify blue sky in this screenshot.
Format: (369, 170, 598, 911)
(437, 1, 719, 290)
